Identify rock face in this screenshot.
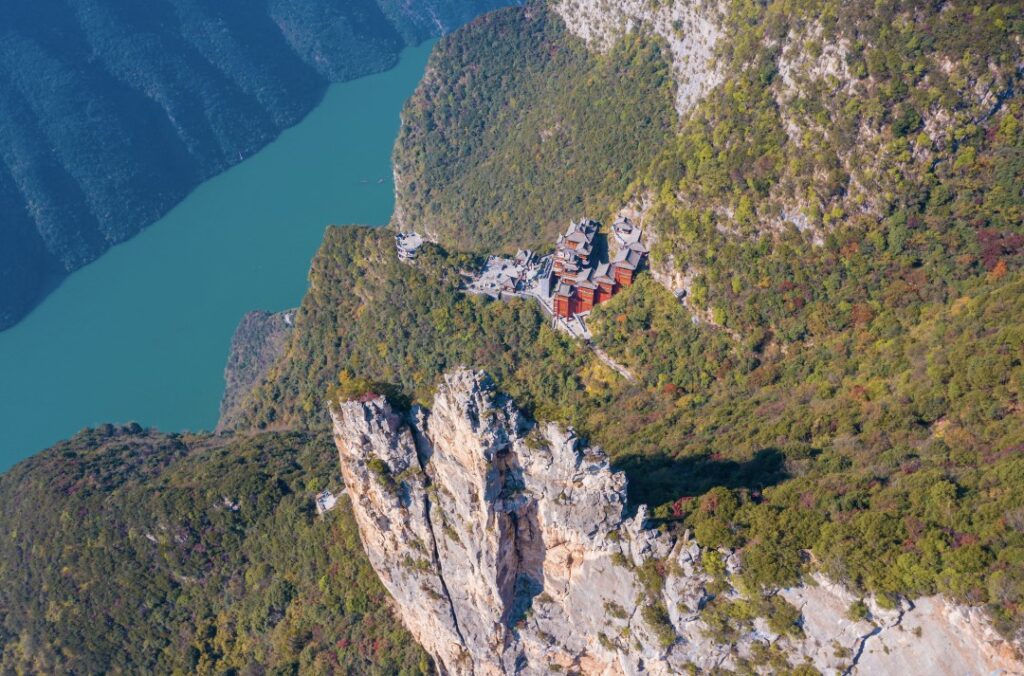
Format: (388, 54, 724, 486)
(552, 0, 722, 115)
(331, 369, 1023, 675)
(782, 576, 1024, 676)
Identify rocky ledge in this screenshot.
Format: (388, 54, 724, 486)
(331, 369, 1022, 675)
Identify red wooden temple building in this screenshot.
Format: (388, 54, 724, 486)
(551, 218, 647, 319)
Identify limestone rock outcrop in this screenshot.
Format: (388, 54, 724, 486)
(552, 0, 723, 116)
(331, 369, 1023, 675)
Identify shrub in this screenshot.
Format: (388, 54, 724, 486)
(641, 602, 677, 648)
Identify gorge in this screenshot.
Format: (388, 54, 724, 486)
(1, 0, 1022, 673)
(0, 43, 433, 468)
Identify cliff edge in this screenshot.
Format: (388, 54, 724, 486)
(331, 369, 1023, 675)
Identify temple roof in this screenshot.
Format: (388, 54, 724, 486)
(592, 262, 615, 284)
(613, 248, 644, 270)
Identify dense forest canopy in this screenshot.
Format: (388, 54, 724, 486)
(239, 0, 1024, 642)
(392, 4, 677, 252)
(641, 0, 1024, 342)
(231, 223, 1024, 642)
(0, 427, 429, 674)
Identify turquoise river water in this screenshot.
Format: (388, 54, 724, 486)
(0, 42, 434, 470)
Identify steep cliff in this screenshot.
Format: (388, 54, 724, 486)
(551, 0, 722, 115)
(332, 369, 1023, 674)
(0, 0, 514, 331)
(218, 309, 295, 430)
(379, 2, 1024, 640)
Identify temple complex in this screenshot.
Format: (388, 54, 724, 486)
(551, 217, 647, 319)
(446, 216, 649, 338)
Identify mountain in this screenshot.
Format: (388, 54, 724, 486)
(238, 0, 1024, 658)
(218, 309, 295, 429)
(391, 4, 677, 252)
(1, 0, 1023, 672)
(0, 0, 514, 331)
(0, 426, 429, 673)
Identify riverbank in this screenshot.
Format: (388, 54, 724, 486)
(0, 42, 435, 470)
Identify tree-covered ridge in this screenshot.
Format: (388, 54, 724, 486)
(318, 0, 1024, 642)
(228, 226, 591, 432)
(4, 0, 1023, 665)
(586, 269, 1024, 639)
(229, 215, 1024, 639)
(392, 3, 677, 252)
(581, 0, 1024, 639)
(0, 426, 429, 674)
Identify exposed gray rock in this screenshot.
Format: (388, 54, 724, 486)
(552, 0, 723, 116)
(783, 576, 1024, 675)
(331, 368, 1024, 675)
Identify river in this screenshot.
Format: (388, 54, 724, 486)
(0, 42, 434, 470)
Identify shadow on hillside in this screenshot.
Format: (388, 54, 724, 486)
(614, 448, 789, 509)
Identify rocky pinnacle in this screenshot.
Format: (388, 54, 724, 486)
(330, 369, 1023, 675)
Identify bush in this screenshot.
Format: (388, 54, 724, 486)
(641, 602, 677, 648)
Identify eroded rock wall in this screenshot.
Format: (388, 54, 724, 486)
(331, 369, 1023, 675)
(551, 0, 723, 115)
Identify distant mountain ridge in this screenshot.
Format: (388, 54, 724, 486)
(0, 0, 514, 331)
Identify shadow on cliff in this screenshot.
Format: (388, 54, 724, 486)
(613, 448, 789, 509)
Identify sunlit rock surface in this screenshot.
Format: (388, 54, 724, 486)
(332, 369, 1023, 675)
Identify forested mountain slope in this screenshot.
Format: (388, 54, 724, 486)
(392, 4, 677, 251)
(241, 0, 1024, 649)
(0, 426, 429, 674)
(395, 1, 1023, 268)
(633, 0, 1024, 342)
(230, 228, 1024, 651)
(225, 225, 590, 432)
(6, 251, 1023, 671)
(0, 0, 513, 331)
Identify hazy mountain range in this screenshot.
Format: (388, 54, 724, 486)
(0, 0, 512, 330)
